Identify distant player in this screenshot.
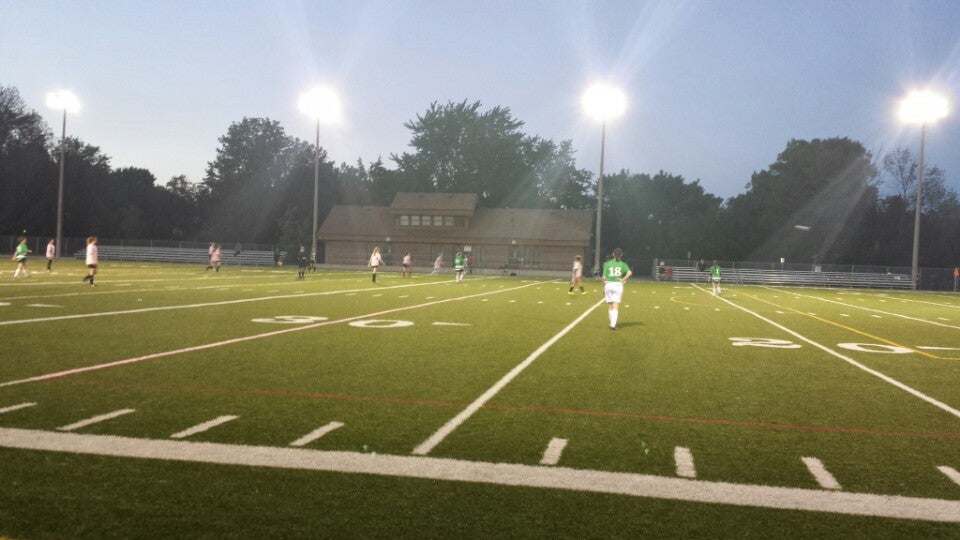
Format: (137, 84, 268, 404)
(569, 255, 586, 295)
(710, 260, 722, 295)
(82, 236, 98, 286)
(297, 245, 307, 279)
(454, 251, 465, 283)
(431, 253, 443, 275)
(401, 251, 412, 278)
(210, 243, 221, 272)
(206, 242, 215, 270)
(45, 238, 55, 271)
(309, 248, 317, 272)
(368, 246, 384, 283)
(11, 236, 31, 278)
(602, 248, 632, 330)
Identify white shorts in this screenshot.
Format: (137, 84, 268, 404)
(604, 281, 624, 303)
(711, 276, 721, 283)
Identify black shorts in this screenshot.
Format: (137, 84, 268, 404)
(87, 264, 97, 269)
(15, 257, 26, 263)
(402, 264, 410, 268)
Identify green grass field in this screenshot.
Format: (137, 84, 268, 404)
(1, 260, 958, 538)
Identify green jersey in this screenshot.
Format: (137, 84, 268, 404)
(15, 242, 28, 259)
(454, 254, 464, 269)
(710, 264, 721, 278)
(602, 259, 631, 282)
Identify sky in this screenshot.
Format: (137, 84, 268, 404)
(2, 0, 960, 201)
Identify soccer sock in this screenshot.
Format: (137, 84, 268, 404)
(13, 268, 20, 278)
(580, 286, 585, 292)
(611, 309, 619, 327)
(569, 286, 573, 292)
(372, 273, 376, 283)
(24, 269, 29, 277)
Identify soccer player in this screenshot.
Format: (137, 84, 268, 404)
(11, 236, 31, 278)
(368, 246, 384, 283)
(401, 251, 412, 278)
(710, 260, 722, 295)
(431, 253, 443, 275)
(309, 248, 317, 272)
(454, 251, 465, 283)
(210, 243, 222, 272)
(297, 245, 307, 279)
(602, 248, 632, 330)
(569, 255, 586, 295)
(45, 238, 55, 271)
(206, 242, 215, 270)
(82, 236, 98, 286)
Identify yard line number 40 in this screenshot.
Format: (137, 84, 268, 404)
(729, 337, 915, 354)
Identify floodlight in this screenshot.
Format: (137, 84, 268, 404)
(898, 90, 948, 125)
(582, 83, 627, 121)
(46, 90, 81, 113)
(298, 87, 341, 123)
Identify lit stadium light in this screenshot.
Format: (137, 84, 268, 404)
(582, 83, 627, 121)
(299, 86, 341, 259)
(47, 89, 81, 258)
(582, 83, 627, 271)
(898, 90, 949, 125)
(298, 86, 341, 123)
(898, 89, 949, 289)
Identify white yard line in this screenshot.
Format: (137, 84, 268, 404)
(57, 409, 136, 431)
(693, 284, 960, 420)
(170, 415, 238, 439)
(289, 422, 345, 447)
(0, 280, 445, 327)
(938, 466, 960, 487)
(802, 457, 842, 490)
(0, 427, 958, 522)
(413, 299, 605, 456)
(674, 446, 696, 478)
(0, 281, 544, 388)
(539, 438, 568, 466)
(761, 287, 960, 331)
(0, 402, 36, 414)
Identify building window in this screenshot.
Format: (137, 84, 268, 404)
(399, 215, 409, 226)
(444, 216, 454, 226)
(411, 215, 420, 226)
(433, 216, 443, 226)
(422, 215, 431, 226)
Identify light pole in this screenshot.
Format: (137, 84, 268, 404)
(298, 87, 341, 260)
(582, 83, 627, 272)
(898, 89, 949, 289)
(45, 90, 80, 258)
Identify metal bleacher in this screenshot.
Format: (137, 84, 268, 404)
(654, 265, 914, 290)
(73, 245, 283, 266)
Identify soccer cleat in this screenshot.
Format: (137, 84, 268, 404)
(610, 326, 617, 330)
(581, 290, 588, 295)
(568, 291, 574, 295)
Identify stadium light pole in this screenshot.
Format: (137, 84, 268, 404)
(582, 83, 627, 273)
(46, 90, 81, 258)
(898, 89, 949, 289)
(298, 87, 341, 259)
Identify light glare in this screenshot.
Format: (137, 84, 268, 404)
(898, 90, 949, 124)
(299, 87, 341, 123)
(582, 83, 627, 121)
(46, 90, 81, 113)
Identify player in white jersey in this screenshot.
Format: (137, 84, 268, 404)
(82, 236, 98, 286)
(568, 255, 586, 295)
(369, 247, 385, 283)
(45, 238, 55, 271)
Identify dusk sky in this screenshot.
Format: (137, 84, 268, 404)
(2, 0, 959, 200)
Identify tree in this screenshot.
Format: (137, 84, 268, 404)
(881, 146, 951, 213)
(387, 100, 592, 209)
(0, 86, 56, 235)
(722, 138, 878, 264)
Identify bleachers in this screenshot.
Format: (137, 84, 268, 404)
(654, 265, 913, 289)
(73, 245, 283, 266)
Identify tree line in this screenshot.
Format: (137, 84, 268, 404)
(2, 84, 959, 269)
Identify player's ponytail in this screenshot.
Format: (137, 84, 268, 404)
(612, 248, 622, 261)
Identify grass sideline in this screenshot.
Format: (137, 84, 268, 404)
(0, 260, 958, 537)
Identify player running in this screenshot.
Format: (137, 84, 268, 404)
(602, 248, 632, 330)
(11, 236, 31, 278)
(569, 255, 586, 295)
(454, 251, 465, 283)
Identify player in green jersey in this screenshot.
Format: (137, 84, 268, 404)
(709, 260, 722, 295)
(454, 251, 465, 283)
(12, 236, 31, 278)
(602, 248, 632, 330)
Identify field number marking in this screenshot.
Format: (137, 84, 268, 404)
(836, 343, 913, 354)
(729, 337, 801, 349)
(251, 315, 328, 324)
(348, 319, 414, 329)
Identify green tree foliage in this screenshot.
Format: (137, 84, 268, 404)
(201, 117, 337, 245)
(0, 86, 55, 234)
(385, 100, 592, 209)
(602, 170, 723, 267)
(721, 138, 878, 264)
